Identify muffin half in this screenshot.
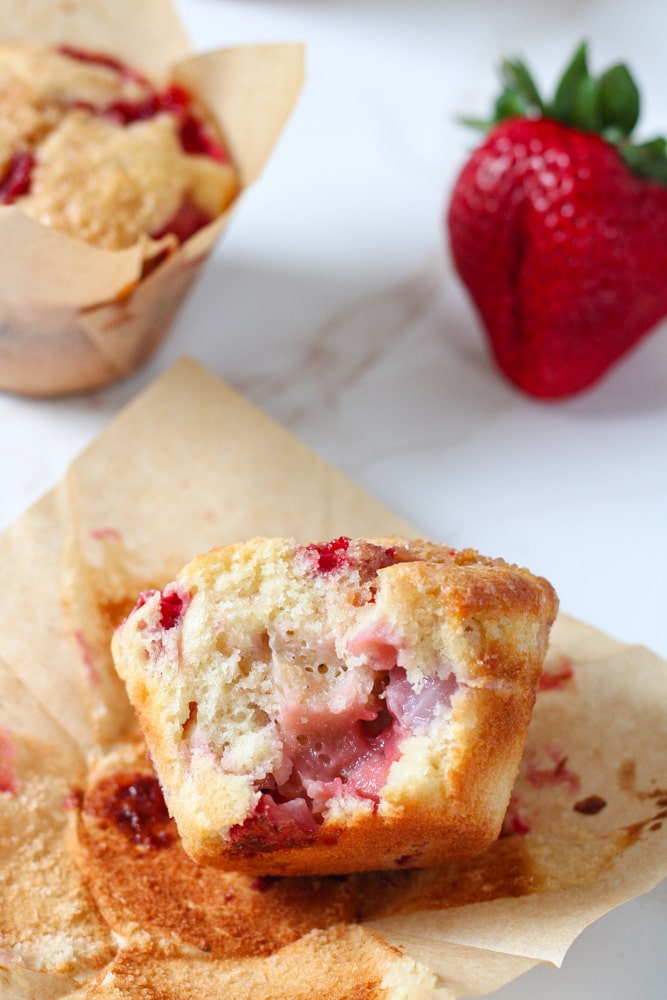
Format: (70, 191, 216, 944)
(112, 536, 558, 876)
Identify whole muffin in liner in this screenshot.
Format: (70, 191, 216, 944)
(0, 0, 303, 396)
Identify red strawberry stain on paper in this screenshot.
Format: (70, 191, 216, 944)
(525, 745, 581, 794)
(0, 727, 19, 795)
(73, 628, 99, 685)
(538, 656, 574, 692)
(501, 794, 531, 836)
(89, 526, 122, 542)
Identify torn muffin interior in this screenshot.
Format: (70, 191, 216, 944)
(230, 663, 459, 849)
(130, 539, 462, 846)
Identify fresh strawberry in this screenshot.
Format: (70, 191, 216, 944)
(447, 43, 667, 398)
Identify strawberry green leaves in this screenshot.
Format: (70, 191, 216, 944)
(596, 64, 640, 135)
(496, 57, 544, 118)
(551, 42, 591, 125)
(622, 138, 667, 184)
(462, 56, 544, 129)
(550, 44, 640, 137)
(466, 41, 667, 186)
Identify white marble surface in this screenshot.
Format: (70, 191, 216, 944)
(2, 1, 666, 996)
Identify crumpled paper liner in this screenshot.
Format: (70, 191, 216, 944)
(0, 358, 665, 999)
(0, 0, 304, 396)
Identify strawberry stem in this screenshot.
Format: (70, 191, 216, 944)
(621, 137, 667, 183)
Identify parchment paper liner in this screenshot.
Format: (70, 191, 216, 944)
(0, 0, 304, 396)
(0, 359, 665, 998)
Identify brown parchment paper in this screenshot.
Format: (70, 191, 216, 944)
(1, 358, 666, 999)
(0, 0, 304, 396)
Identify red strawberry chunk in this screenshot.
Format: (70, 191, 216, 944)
(306, 536, 352, 573)
(103, 96, 158, 125)
(58, 47, 227, 165)
(229, 665, 456, 849)
(159, 589, 185, 630)
(57, 44, 149, 85)
(178, 113, 228, 162)
(230, 793, 319, 851)
(151, 199, 213, 243)
(0, 152, 34, 204)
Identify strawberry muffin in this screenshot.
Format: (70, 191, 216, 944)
(0, 42, 237, 249)
(112, 537, 558, 876)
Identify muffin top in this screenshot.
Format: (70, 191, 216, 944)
(0, 43, 237, 249)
